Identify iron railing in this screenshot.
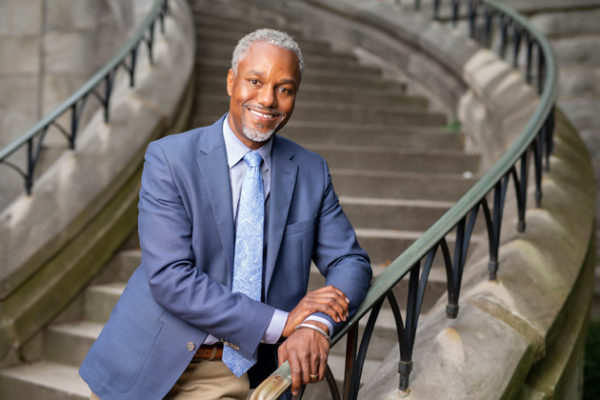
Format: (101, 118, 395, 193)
(251, 0, 557, 398)
(0, 0, 169, 196)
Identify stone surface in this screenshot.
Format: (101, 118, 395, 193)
(42, 32, 98, 75)
(552, 36, 600, 68)
(0, 0, 42, 36)
(0, 36, 40, 75)
(529, 9, 600, 37)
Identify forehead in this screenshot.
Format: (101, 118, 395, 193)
(238, 41, 300, 81)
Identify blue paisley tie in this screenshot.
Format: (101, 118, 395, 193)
(223, 151, 264, 377)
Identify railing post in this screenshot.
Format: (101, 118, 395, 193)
(343, 324, 358, 400)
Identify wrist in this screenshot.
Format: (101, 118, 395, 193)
(295, 322, 330, 343)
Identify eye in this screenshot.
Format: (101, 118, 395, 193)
(249, 79, 260, 85)
(278, 86, 294, 96)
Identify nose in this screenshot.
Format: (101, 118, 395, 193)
(257, 85, 276, 108)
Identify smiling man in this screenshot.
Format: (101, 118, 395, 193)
(79, 29, 371, 400)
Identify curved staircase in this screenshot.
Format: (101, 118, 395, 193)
(0, 1, 480, 398)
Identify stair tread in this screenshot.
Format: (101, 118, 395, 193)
(48, 320, 103, 339)
(339, 196, 455, 208)
(88, 282, 126, 295)
(0, 361, 89, 396)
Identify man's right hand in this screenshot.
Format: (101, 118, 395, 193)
(282, 285, 349, 337)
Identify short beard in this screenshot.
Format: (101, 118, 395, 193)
(242, 124, 276, 143)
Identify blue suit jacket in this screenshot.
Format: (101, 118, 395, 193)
(79, 115, 372, 399)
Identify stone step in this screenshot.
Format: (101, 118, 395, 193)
(0, 362, 89, 400)
(195, 85, 426, 109)
(194, 98, 444, 126)
(330, 169, 476, 201)
(196, 41, 360, 65)
(530, 9, 600, 38)
(552, 36, 600, 68)
(309, 261, 449, 315)
(83, 283, 126, 324)
(44, 321, 102, 367)
(340, 197, 453, 232)
(191, 118, 463, 150)
(308, 145, 479, 174)
(195, 28, 332, 54)
(281, 121, 463, 150)
(355, 228, 482, 267)
(94, 249, 140, 284)
(194, 80, 409, 103)
(196, 39, 357, 61)
(195, 54, 384, 76)
(195, 70, 407, 93)
(194, 61, 386, 84)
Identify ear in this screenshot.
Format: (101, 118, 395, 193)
(226, 69, 234, 97)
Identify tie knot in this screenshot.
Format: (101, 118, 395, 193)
(244, 151, 262, 168)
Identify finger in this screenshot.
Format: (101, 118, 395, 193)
(304, 293, 349, 319)
(310, 352, 320, 382)
(288, 354, 302, 396)
(300, 350, 311, 385)
(305, 300, 346, 322)
(318, 349, 327, 381)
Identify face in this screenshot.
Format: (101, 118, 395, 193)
(227, 41, 301, 149)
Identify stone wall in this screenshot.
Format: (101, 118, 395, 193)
(0, 0, 151, 209)
(0, 0, 195, 363)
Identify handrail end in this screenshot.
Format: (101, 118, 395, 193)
(250, 363, 292, 400)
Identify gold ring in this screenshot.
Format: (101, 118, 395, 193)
(310, 374, 319, 380)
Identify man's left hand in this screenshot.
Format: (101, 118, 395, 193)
(277, 321, 330, 396)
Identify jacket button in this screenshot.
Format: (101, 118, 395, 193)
(187, 342, 196, 352)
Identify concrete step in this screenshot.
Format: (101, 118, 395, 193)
(195, 85, 426, 110)
(330, 169, 476, 201)
(196, 41, 361, 66)
(83, 283, 126, 324)
(530, 9, 600, 38)
(44, 321, 102, 367)
(191, 117, 464, 150)
(357, 228, 483, 268)
(196, 39, 357, 61)
(194, 79, 409, 103)
(94, 249, 140, 284)
(195, 71, 407, 93)
(194, 97, 444, 126)
(195, 28, 332, 54)
(194, 61, 386, 84)
(309, 261, 449, 314)
(309, 145, 479, 174)
(340, 197, 453, 232)
(0, 362, 89, 400)
(194, 54, 384, 76)
(280, 121, 464, 150)
(552, 35, 600, 68)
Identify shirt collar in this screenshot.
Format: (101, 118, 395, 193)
(223, 114, 272, 170)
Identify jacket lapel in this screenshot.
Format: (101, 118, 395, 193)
(264, 136, 298, 293)
(196, 116, 235, 285)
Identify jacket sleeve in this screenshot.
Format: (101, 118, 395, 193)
(137, 141, 273, 361)
(311, 158, 372, 334)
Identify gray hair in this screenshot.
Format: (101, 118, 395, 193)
(231, 28, 304, 76)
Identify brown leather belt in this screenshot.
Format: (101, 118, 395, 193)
(192, 343, 224, 362)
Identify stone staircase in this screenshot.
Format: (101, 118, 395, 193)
(0, 1, 481, 398)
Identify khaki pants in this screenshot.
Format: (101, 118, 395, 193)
(92, 360, 250, 400)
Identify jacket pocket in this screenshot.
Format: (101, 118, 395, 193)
(284, 217, 316, 235)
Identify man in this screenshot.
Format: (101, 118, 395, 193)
(80, 29, 371, 399)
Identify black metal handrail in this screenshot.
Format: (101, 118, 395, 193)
(0, 0, 169, 196)
(251, 0, 557, 399)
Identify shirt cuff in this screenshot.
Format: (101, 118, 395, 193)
(262, 309, 289, 344)
(303, 315, 334, 335)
